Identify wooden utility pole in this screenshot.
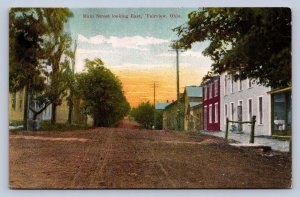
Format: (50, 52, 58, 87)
(169, 41, 184, 100)
(152, 81, 159, 129)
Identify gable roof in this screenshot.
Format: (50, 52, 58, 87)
(155, 102, 171, 110)
(185, 86, 203, 98)
(189, 102, 202, 108)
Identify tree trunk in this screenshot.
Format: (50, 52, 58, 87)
(51, 103, 57, 124)
(23, 86, 29, 130)
(67, 92, 73, 124)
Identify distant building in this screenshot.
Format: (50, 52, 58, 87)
(203, 76, 220, 131)
(268, 87, 291, 136)
(162, 95, 184, 131)
(155, 102, 171, 110)
(183, 86, 203, 131)
(220, 72, 271, 136)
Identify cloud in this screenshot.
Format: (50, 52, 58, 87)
(78, 34, 168, 51)
(78, 34, 106, 45)
(77, 48, 113, 54)
(158, 51, 206, 59)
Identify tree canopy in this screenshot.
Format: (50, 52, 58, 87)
(174, 8, 291, 88)
(130, 102, 155, 129)
(9, 8, 74, 124)
(76, 58, 130, 127)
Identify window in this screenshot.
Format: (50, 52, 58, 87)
(19, 92, 23, 112)
(209, 104, 212, 123)
(215, 80, 218, 97)
(215, 103, 218, 123)
(231, 102, 234, 121)
(248, 79, 252, 88)
(224, 104, 228, 123)
(12, 93, 16, 111)
(258, 97, 263, 124)
(248, 99, 253, 121)
(230, 75, 234, 93)
(209, 84, 212, 99)
(224, 75, 227, 95)
(239, 80, 242, 91)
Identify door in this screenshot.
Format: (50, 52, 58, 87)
(237, 101, 243, 132)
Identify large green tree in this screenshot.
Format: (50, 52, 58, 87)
(130, 102, 155, 129)
(9, 8, 74, 126)
(76, 58, 130, 127)
(174, 8, 291, 88)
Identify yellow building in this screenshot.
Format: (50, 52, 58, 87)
(9, 89, 25, 123)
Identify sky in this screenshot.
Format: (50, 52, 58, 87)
(69, 8, 213, 107)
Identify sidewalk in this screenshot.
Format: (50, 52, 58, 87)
(201, 130, 290, 152)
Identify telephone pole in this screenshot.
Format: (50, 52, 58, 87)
(169, 41, 185, 100)
(151, 81, 159, 129)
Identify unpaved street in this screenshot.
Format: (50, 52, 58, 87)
(9, 124, 291, 189)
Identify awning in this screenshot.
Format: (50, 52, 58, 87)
(267, 87, 291, 95)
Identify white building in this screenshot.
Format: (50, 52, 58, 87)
(220, 72, 271, 136)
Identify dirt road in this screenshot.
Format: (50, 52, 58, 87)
(9, 124, 291, 189)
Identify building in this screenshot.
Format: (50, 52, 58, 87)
(155, 102, 171, 111)
(183, 86, 203, 131)
(203, 76, 220, 131)
(162, 96, 184, 131)
(268, 87, 292, 136)
(220, 72, 271, 136)
(9, 89, 26, 124)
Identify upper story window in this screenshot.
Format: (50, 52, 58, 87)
(224, 75, 227, 95)
(230, 75, 234, 93)
(239, 79, 242, 91)
(214, 80, 218, 97)
(248, 79, 252, 88)
(209, 84, 212, 99)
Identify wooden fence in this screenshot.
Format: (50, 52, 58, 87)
(225, 116, 256, 143)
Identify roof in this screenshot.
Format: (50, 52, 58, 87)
(185, 86, 203, 98)
(155, 102, 171, 110)
(189, 102, 202, 108)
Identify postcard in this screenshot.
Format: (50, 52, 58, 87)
(9, 7, 291, 189)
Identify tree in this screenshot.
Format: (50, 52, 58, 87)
(9, 8, 74, 127)
(9, 8, 48, 129)
(174, 8, 291, 88)
(42, 8, 74, 124)
(76, 58, 130, 127)
(130, 102, 155, 129)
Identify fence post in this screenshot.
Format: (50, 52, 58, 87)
(225, 118, 229, 141)
(250, 116, 256, 143)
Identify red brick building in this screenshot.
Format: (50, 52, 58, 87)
(203, 76, 220, 131)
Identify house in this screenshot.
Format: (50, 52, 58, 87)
(203, 76, 220, 131)
(9, 89, 26, 124)
(220, 72, 271, 136)
(183, 86, 203, 131)
(268, 87, 291, 136)
(162, 95, 184, 131)
(155, 102, 171, 111)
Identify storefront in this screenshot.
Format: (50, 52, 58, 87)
(269, 87, 292, 136)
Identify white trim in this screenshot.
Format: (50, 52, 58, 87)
(257, 96, 264, 125)
(247, 98, 253, 122)
(214, 102, 219, 123)
(209, 104, 212, 123)
(209, 84, 212, 99)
